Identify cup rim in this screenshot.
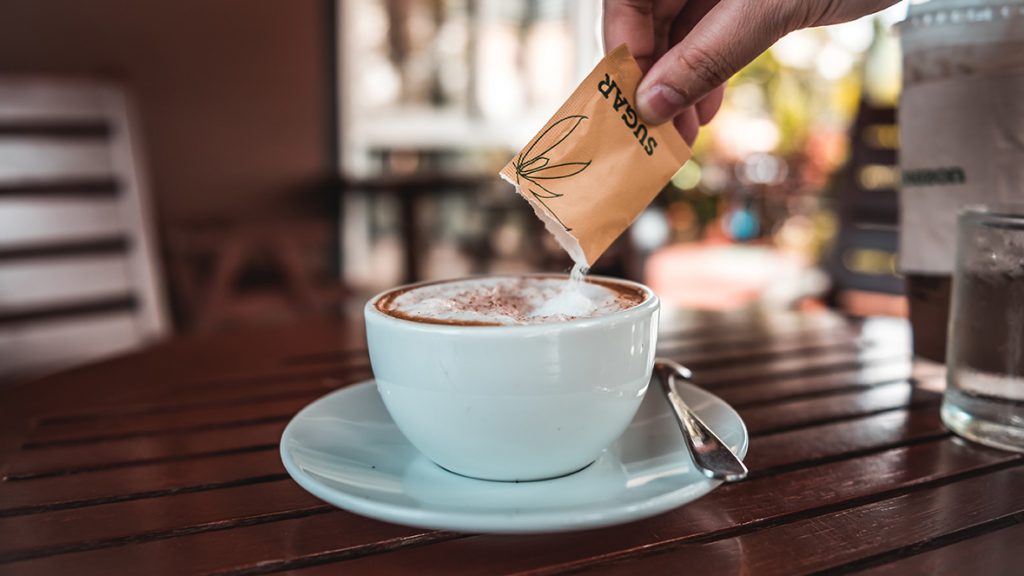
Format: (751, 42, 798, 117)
(364, 273, 659, 334)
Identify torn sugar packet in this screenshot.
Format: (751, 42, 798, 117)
(499, 43, 692, 268)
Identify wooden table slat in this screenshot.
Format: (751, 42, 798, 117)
(4, 438, 1012, 575)
(13, 349, 911, 479)
(740, 382, 936, 436)
(657, 321, 853, 349)
(0, 510, 451, 576)
(23, 397, 321, 447)
(36, 337, 872, 434)
(714, 358, 912, 408)
(4, 383, 937, 518)
(23, 346, 905, 448)
(34, 365, 364, 422)
(0, 398, 951, 561)
(6, 422, 287, 479)
(29, 364, 373, 428)
(1, 311, 1015, 576)
(0, 451, 284, 516)
(235, 439, 1019, 576)
(0, 480, 325, 561)
(658, 310, 850, 343)
(106, 375, 356, 418)
(657, 331, 860, 368)
(29, 329, 860, 428)
(578, 464, 1024, 576)
(745, 404, 948, 473)
(3, 378, 937, 516)
(858, 517, 1024, 576)
(12, 396, 941, 483)
(695, 347, 907, 388)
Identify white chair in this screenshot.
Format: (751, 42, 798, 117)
(0, 78, 168, 384)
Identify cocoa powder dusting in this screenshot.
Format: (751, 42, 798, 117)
(376, 276, 645, 327)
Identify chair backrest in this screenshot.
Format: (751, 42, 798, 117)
(826, 100, 902, 297)
(0, 78, 167, 383)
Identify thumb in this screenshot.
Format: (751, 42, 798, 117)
(635, 0, 840, 125)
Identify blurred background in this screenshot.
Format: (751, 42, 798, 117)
(0, 0, 907, 384)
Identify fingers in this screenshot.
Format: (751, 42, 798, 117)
(637, 0, 787, 125)
(673, 107, 700, 146)
(669, 86, 724, 146)
(668, 0, 719, 42)
(810, 0, 900, 26)
(603, 0, 657, 71)
(651, 0, 693, 65)
(636, 0, 899, 125)
(603, 0, 692, 72)
(696, 84, 725, 125)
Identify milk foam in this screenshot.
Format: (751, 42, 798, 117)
(383, 277, 638, 326)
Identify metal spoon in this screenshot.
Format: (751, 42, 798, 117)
(654, 358, 748, 482)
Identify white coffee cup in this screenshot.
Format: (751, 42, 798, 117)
(364, 275, 659, 481)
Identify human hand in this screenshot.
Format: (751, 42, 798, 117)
(603, 0, 899, 144)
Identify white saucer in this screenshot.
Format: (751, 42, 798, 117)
(280, 378, 748, 534)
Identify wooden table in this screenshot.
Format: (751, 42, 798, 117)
(2, 309, 1022, 575)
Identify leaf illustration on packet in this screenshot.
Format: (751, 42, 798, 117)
(500, 44, 691, 270)
(512, 114, 592, 232)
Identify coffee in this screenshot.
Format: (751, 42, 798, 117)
(364, 274, 659, 480)
(375, 276, 646, 326)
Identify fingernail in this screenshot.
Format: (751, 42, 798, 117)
(637, 83, 688, 125)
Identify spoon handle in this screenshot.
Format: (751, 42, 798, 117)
(655, 359, 748, 482)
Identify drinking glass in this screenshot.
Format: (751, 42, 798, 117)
(941, 206, 1024, 452)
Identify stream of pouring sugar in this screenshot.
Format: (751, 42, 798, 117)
(532, 260, 598, 320)
(569, 261, 589, 284)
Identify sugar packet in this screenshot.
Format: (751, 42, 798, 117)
(500, 44, 692, 269)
